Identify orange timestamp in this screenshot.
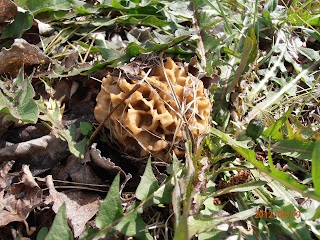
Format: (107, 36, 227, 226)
(254, 210, 301, 219)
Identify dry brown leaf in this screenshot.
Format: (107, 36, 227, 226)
(0, 134, 68, 173)
(2, 124, 51, 144)
(0, 113, 19, 137)
(0, 160, 14, 190)
(0, 165, 42, 227)
(33, 19, 55, 36)
(0, 0, 17, 22)
(90, 143, 126, 177)
(62, 50, 79, 69)
(44, 175, 100, 238)
(187, 56, 219, 89)
(0, 38, 51, 74)
(62, 155, 105, 185)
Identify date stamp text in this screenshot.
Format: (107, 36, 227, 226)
(254, 210, 301, 219)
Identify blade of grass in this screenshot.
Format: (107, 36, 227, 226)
(312, 140, 320, 195)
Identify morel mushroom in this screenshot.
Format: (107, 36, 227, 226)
(94, 58, 211, 160)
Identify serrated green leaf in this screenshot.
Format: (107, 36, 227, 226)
(228, 35, 253, 93)
(312, 140, 320, 195)
(35, 99, 85, 158)
(234, 146, 320, 201)
(272, 139, 315, 161)
(45, 203, 73, 240)
(213, 180, 267, 196)
(0, 66, 39, 123)
(1, 11, 33, 39)
(136, 158, 159, 201)
(188, 207, 257, 238)
(96, 174, 123, 230)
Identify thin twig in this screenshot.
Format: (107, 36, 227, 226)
(83, 34, 97, 63)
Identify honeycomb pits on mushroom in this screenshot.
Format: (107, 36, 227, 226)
(94, 58, 211, 160)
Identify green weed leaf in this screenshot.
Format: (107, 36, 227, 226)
(96, 174, 123, 230)
(228, 35, 253, 93)
(272, 139, 315, 160)
(174, 215, 188, 240)
(136, 158, 159, 201)
(36, 99, 85, 158)
(234, 146, 320, 201)
(213, 180, 267, 196)
(96, 174, 152, 239)
(263, 104, 295, 137)
(136, 158, 173, 205)
(265, 0, 277, 13)
(0, 66, 39, 123)
(16, 0, 74, 14)
(115, 202, 153, 240)
(45, 203, 73, 240)
(80, 122, 93, 136)
(37, 227, 48, 240)
(188, 207, 258, 238)
(1, 11, 33, 39)
(246, 27, 258, 64)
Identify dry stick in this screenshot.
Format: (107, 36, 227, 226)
(83, 33, 97, 63)
(88, 83, 141, 148)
